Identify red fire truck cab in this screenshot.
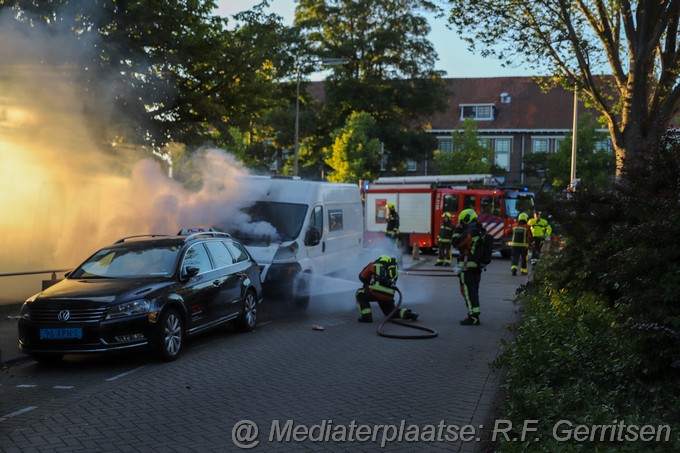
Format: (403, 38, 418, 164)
(362, 175, 535, 258)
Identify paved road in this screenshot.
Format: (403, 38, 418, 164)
(0, 254, 526, 452)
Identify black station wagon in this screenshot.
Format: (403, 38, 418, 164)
(18, 229, 263, 362)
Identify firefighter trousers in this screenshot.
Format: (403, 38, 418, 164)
(511, 246, 528, 274)
(437, 242, 452, 264)
(355, 287, 408, 319)
(458, 269, 481, 316)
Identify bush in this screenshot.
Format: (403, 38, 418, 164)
(495, 132, 680, 451)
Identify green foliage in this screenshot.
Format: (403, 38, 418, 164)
(497, 133, 680, 451)
(325, 111, 381, 183)
(433, 118, 493, 174)
(2, 0, 292, 153)
(295, 0, 449, 172)
(523, 113, 615, 194)
(445, 1, 680, 177)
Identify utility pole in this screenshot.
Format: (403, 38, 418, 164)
(570, 85, 578, 184)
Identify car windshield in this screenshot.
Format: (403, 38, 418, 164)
(70, 245, 181, 279)
(504, 192, 535, 219)
(232, 201, 308, 245)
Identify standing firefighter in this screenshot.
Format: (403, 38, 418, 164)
(527, 211, 552, 263)
(385, 202, 400, 244)
(451, 208, 486, 326)
(510, 212, 532, 276)
(355, 256, 418, 323)
(435, 212, 454, 266)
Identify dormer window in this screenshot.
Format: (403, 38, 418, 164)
(460, 104, 495, 121)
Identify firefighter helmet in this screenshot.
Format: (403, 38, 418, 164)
(443, 212, 451, 219)
(458, 208, 477, 225)
(518, 212, 529, 222)
(377, 255, 393, 263)
(387, 202, 395, 209)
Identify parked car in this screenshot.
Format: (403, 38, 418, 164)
(18, 228, 263, 362)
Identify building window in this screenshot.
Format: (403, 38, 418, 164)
(532, 138, 550, 153)
(595, 138, 612, 152)
(460, 104, 495, 121)
(406, 159, 417, 172)
(438, 138, 453, 152)
(493, 138, 511, 170)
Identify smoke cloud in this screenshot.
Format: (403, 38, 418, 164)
(0, 9, 256, 301)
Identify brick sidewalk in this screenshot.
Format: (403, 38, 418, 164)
(1, 254, 524, 452)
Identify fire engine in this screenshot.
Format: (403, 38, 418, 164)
(362, 174, 535, 258)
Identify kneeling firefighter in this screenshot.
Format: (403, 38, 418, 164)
(355, 256, 419, 323)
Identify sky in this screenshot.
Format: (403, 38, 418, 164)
(215, 0, 532, 79)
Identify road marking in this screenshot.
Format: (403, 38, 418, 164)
(106, 365, 147, 381)
(16, 384, 37, 388)
(0, 406, 37, 422)
(53, 385, 74, 389)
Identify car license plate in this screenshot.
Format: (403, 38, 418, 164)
(40, 327, 83, 340)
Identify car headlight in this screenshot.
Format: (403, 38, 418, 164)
(273, 242, 299, 261)
(106, 300, 150, 320)
(19, 303, 32, 320)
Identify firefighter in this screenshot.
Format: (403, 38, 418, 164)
(435, 212, 454, 266)
(355, 255, 418, 323)
(527, 211, 552, 263)
(385, 202, 400, 244)
(451, 208, 486, 326)
(510, 212, 532, 276)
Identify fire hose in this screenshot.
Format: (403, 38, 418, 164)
(376, 287, 438, 339)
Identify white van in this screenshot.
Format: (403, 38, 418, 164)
(227, 176, 364, 310)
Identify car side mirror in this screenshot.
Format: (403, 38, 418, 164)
(304, 227, 321, 246)
(181, 266, 200, 281)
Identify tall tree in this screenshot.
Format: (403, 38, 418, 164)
(295, 0, 449, 173)
(433, 118, 494, 174)
(1, 0, 291, 153)
(446, 0, 680, 177)
(325, 111, 381, 182)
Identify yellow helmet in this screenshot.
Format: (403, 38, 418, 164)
(458, 208, 478, 224)
(518, 212, 529, 222)
(443, 212, 451, 219)
(387, 202, 395, 209)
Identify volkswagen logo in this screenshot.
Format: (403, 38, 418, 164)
(57, 309, 71, 322)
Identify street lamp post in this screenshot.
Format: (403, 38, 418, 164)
(293, 58, 348, 177)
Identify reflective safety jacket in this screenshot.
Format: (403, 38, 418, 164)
(359, 262, 395, 296)
(386, 209, 400, 236)
(528, 217, 552, 238)
(451, 221, 486, 269)
(438, 218, 454, 244)
(510, 222, 531, 248)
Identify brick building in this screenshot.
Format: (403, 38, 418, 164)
(416, 77, 607, 186)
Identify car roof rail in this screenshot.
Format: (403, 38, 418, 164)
(183, 231, 232, 242)
(114, 234, 172, 244)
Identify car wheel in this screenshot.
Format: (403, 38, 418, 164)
(31, 353, 64, 364)
(236, 290, 257, 332)
(156, 308, 183, 362)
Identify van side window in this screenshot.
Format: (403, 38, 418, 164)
(182, 243, 213, 275)
(443, 194, 459, 213)
(328, 209, 343, 232)
(224, 241, 250, 263)
(205, 241, 234, 269)
(310, 205, 323, 235)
